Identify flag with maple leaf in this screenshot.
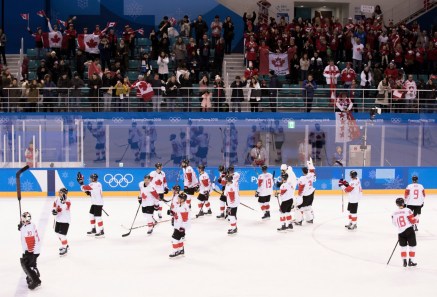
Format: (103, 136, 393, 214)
(268, 53, 289, 75)
(131, 80, 154, 101)
(77, 34, 101, 54)
(36, 10, 46, 17)
(135, 28, 144, 36)
(42, 32, 63, 48)
(335, 112, 361, 142)
(57, 19, 67, 27)
(20, 13, 29, 21)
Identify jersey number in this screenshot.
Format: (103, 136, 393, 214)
(413, 189, 419, 199)
(266, 179, 272, 188)
(397, 216, 406, 228)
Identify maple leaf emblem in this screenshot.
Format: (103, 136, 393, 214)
(51, 34, 61, 44)
(271, 57, 285, 67)
(86, 38, 98, 48)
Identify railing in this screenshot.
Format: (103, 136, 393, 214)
(386, 0, 436, 24)
(1, 86, 435, 113)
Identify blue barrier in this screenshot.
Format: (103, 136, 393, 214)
(1, 166, 434, 193)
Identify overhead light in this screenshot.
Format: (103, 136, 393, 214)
(322, 5, 326, 8)
(300, 5, 304, 7)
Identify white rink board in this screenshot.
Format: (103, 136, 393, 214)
(1, 195, 437, 297)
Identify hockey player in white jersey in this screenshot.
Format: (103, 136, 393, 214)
(77, 172, 105, 238)
(138, 175, 160, 234)
(52, 188, 71, 256)
(339, 170, 362, 230)
(216, 165, 228, 219)
(181, 159, 199, 208)
(225, 175, 240, 235)
(18, 212, 42, 290)
(169, 192, 190, 258)
(404, 175, 425, 231)
(276, 173, 294, 231)
(196, 164, 212, 216)
(149, 162, 169, 219)
(227, 165, 240, 190)
(256, 165, 274, 220)
(294, 159, 316, 225)
(392, 197, 417, 267)
(280, 164, 298, 189)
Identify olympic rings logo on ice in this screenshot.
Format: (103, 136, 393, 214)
(169, 117, 181, 122)
(391, 118, 401, 124)
(0, 117, 8, 124)
(103, 174, 134, 188)
(112, 117, 124, 123)
(226, 117, 238, 123)
(281, 118, 294, 123)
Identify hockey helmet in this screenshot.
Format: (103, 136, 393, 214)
(395, 197, 405, 207)
(302, 167, 308, 174)
(280, 164, 287, 171)
(350, 170, 358, 178)
(261, 165, 268, 172)
(90, 173, 98, 181)
(281, 173, 289, 180)
(226, 175, 234, 183)
(218, 165, 225, 172)
(181, 159, 189, 166)
(227, 165, 234, 173)
(197, 164, 205, 171)
(155, 162, 163, 169)
(59, 188, 68, 202)
(21, 212, 32, 224)
(178, 192, 188, 201)
(173, 184, 181, 192)
(412, 175, 418, 183)
(144, 174, 151, 180)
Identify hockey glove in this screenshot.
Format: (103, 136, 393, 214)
(18, 222, 23, 231)
(76, 172, 84, 185)
(85, 191, 91, 196)
(194, 185, 200, 192)
(52, 209, 58, 216)
(167, 209, 175, 216)
(138, 196, 142, 204)
(276, 180, 282, 188)
(179, 227, 185, 233)
(164, 187, 169, 194)
(154, 204, 160, 211)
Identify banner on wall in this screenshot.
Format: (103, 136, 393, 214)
(269, 52, 289, 75)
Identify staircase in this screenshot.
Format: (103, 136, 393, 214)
(5, 54, 22, 80)
(222, 53, 249, 110)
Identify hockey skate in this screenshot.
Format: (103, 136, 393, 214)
(347, 224, 357, 230)
(408, 259, 417, 267)
(206, 209, 212, 215)
(59, 247, 68, 256)
(261, 211, 270, 220)
(158, 213, 162, 219)
(28, 278, 41, 290)
(287, 223, 294, 230)
(169, 251, 182, 258)
(227, 228, 238, 235)
(147, 228, 154, 235)
(306, 219, 314, 224)
(277, 224, 287, 232)
(294, 221, 303, 226)
(59, 245, 69, 251)
(179, 247, 185, 255)
(95, 230, 105, 238)
(87, 228, 96, 236)
(403, 259, 408, 267)
(196, 210, 205, 217)
(345, 222, 352, 228)
(414, 224, 418, 231)
(216, 213, 225, 219)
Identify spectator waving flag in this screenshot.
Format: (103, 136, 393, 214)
(77, 34, 101, 54)
(269, 52, 289, 75)
(136, 28, 145, 36)
(335, 112, 361, 142)
(20, 13, 29, 21)
(42, 31, 63, 48)
(132, 80, 154, 101)
(36, 10, 46, 17)
(107, 22, 117, 28)
(57, 19, 67, 27)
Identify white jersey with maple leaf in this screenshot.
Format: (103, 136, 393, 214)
(183, 166, 198, 188)
(199, 172, 211, 194)
(279, 182, 294, 203)
(21, 223, 41, 254)
(225, 183, 240, 208)
(149, 170, 168, 194)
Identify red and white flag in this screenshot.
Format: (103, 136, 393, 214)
(20, 13, 29, 21)
(335, 112, 361, 143)
(57, 19, 67, 27)
(132, 81, 154, 101)
(269, 52, 289, 75)
(77, 34, 101, 54)
(168, 17, 177, 26)
(136, 28, 144, 36)
(42, 32, 63, 48)
(107, 22, 117, 28)
(36, 10, 46, 17)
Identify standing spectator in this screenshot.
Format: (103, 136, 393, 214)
(165, 75, 180, 112)
(42, 74, 57, 112)
(173, 37, 187, 69)
(107, 28, 117, 59)
(179, 72, 193, 111)
(258, 40, 270, 76)
(149, 73, 164, 112)
(122, 25, 135, 58)
(191, 15, 208, 46)
(65, 23, 77, 59)
(309, 52, 324, 84)
(351, 35, 364, 72)
(27, 27, 44, 59)
(75, 49, 86, 79)
(0, 28, 7, 66)
(201, 90, 212, 112)
(392, 79, 405, 113)
(158, 16, 170, 37)
(57, 73, 72, 111)
(289, 53, 300, 84)
(101, 70, 115, 111)
(99, 35, 111, 71)
(423, 78, 436, 112)
(426, 43, 437, 75)
(116, 39, 129, 71)
(268, 70, 282, 112)
(8, 78, 21, 112)
(214, 38, 225, 74)
(213, 75, 226, 112)
(223, 16, 234, 54)
(335, 92, 353, 112)
(88, 73, 102, 112)
(309, 123, 326, 160)
(71, 72, 85, 111)
(340, 62, 356, 88)
(360, 65, 373, 98)
(404, 75, 417, 112)
(299, 53, 310, 82)
(199, 34, 211, 72)
(230, 76, 244, 112)
(114, 78, 130, 112)
(250, 140, 267, 166)
(26, 79, 41, 112)
(245, 36, 258, 68)
(243, 11, 256, 32)
(179, 15, 191, 37)
(140, 52, 152, 75)
(247, 76, 261, 112)
(302, 74, 317, 113)
(375, 77, 391, 113)
(210, 15, 223, 45)
(157, 51, 169, 81)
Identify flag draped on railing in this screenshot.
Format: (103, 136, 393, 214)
(335, 112, 361, 142)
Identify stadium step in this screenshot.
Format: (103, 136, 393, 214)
(5, 54, 21, 80)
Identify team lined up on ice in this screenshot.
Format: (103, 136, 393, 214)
(18, 162, 426, 289)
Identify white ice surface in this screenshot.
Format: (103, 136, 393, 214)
(1, 195, 437, 297)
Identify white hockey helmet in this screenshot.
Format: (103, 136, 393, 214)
(21, 212, 32, 224)
(280, 164, 287, 171)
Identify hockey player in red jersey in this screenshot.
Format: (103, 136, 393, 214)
(138, 175, 160, 234)
(181, 159, 199, 208)
(196, 164, 212, 216)
(339, 170, 362, 230)
(276, 173, 295, 231)
(52, 188, 71, 256)
(216, 165, 228, 219)
(225, 175, 240, 235)
(169, 192, 190, 258)
(77, 172, 105, 238)
(295, 159, 316, 225)
(18, 212, 42, 290)
(392, 197, 417, 267)
(256, 165, 274, 220)
(404, 175, 426, 231)
(149, 162, 169, 219)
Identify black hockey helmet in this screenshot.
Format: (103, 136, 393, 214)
(350, 170, 358, 178)
(218, 165, 225, 172)
(144, 174, 151, 180)
(281, 173, 289, 180)
(90, 173, 98, 181)
(197, 164, 205, 171)
(178, 192, 188, 200)
(302, 167, 308, 174)
(227, 165, 234, 173)
(261, 165, 268, 172)
(181, 159, 189, 166)
(173, 184, 181, 192)
(59, 187, 68, 195)
(155, 162, 163, 169)
(395, 197, 405, 207)
(59, 188, 68, 202)
(412, 175, 418, 182)
(226, 175, 234, 183)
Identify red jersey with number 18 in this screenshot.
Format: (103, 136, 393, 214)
(392, 208, 416, 233)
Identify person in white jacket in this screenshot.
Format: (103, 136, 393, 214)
(403, 75, 417, 111)
(157, 51, 169, 81)
(247, 77, 261, 112)
(360, 65, 373, 99)
(351, 36, 364, 72)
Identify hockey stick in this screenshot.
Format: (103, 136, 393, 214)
(16, 165, 30, 221)
(386, 240, 399, 265)
(341, 173, 344, 213)
(115, 144, 130, 163)
(211, 188, 256, 211)
(122, 203, 141, 237)
(272, 170, 281, 208)
(102, 208, 109, 217)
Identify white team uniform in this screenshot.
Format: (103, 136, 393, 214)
(81, 181, 104, 206)
(232, 172, 240, 190)
(21, 223, 41, 254)
(171, 201, 190, 254)
(257, 172, 274, 197)
(392, 207, 417, 261)
(198, 171, 212, 212)
(149, 170, 168, 216)
(405, 183, 425, 206)
(279, 182, 294, 203)
(285, 166, 298, 189)
(278, 182, 294, 227)
(225, 183, 240, 231)
(341, 177, 362, 227)
(392, 208, 415, 234)
(53, 198, 71, 224)
(183, 166, 198, 206)
(139, 183, 160, 231)
(295, 172, 316, 223)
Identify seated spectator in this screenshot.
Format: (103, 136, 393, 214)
(335, 92, 353, 112)
(157, 51, 169, 81)
(375, 77, 391, 112)
(230, 76, 244, 112)
(201, 90, 212, 112)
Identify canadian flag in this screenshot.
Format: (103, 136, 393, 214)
(57, 19, 67, 27)
(36, 10, 45, 17)
(42, 32, 63, 48)
(132, 81, 154, 101)
(107, 22, 117, 28)
(77, 34, 101, 54)
(20, 13, 29, 21)
(136, 28, 144, 36)
(335, 112, 361, 142)
(269, 53, 289, 75)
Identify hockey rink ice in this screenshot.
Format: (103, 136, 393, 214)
(2, 194, 437, 297)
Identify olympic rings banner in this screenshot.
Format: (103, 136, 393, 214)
(0, 167, 436, 195)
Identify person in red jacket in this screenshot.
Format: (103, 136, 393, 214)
(65, 23, 77, 59)
(340, 62, 356, 88)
